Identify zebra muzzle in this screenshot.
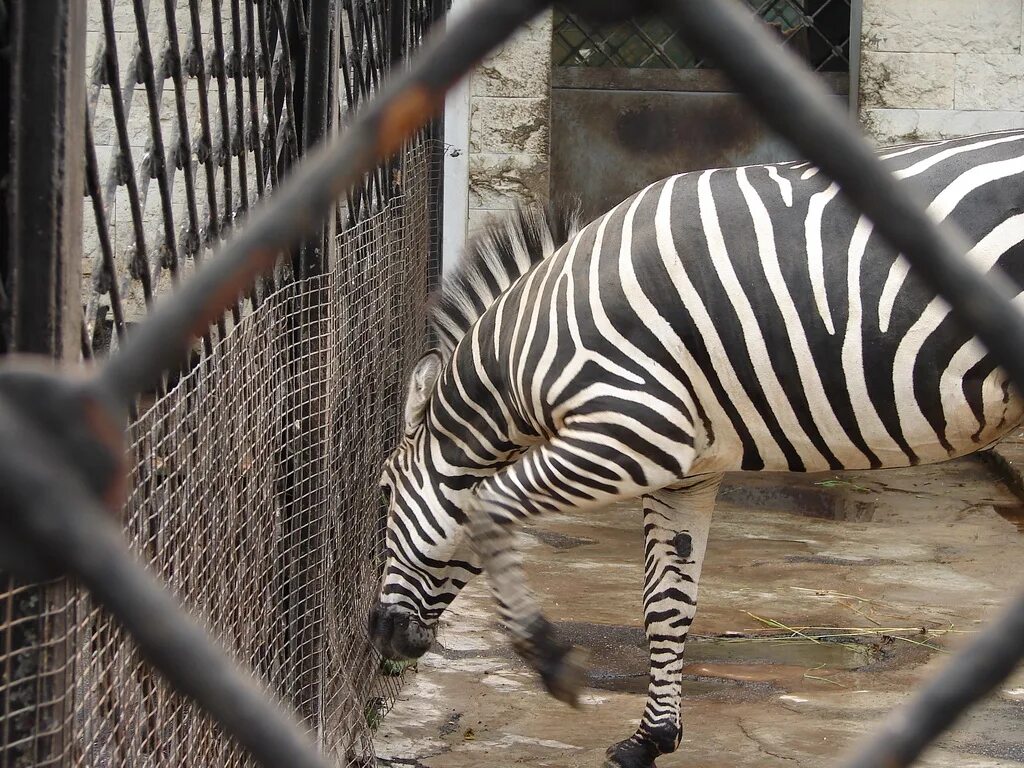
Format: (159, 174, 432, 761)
(367, 603, 434, 660)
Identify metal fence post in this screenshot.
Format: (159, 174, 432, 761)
(300, 0, 336, 277)
(427, 0, 447, 292)
(6, 0, 85, 357)
(285, 0, 339, 731)
(1, 1, 85, 766)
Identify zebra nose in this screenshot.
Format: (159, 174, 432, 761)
(368, 603, 433, 660)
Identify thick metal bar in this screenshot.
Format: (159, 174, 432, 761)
(428, 117, 445, 291)
(269, 0, 300, 179)
(229, 0, 251, 219)
(299, 0, 336, 277)
(848, 0, 863, 118)
(99, 0, 549, 408)
(254, 0, 281, 191)
(210, 0, 237, 240)
(8, 0, 85, 357)
(281, 0, 338, 727)
(186, 0, 238, 332)
(4, 5, 84, 766)
(227, 0, 262, 311)
(389, 0, 407, 68)
(0, 390, 333, 768)
(243, 0, 267, 202)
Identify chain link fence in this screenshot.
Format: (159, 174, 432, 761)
(2, 1, 444, 765)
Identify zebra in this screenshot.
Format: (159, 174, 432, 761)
(369, 129, 1024, 767)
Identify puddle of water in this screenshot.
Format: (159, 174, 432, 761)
(688, 637, 873, 669)
(564, 621, 876, 696)
(719, 475, 877, 522)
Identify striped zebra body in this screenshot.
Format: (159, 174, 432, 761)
(370, 130, 1024, 767)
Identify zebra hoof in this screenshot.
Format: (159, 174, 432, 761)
(540, 644, 588, 707)
(603, 737, 660, 768)
(513, 616, 589, 707)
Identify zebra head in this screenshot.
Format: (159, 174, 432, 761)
(370, 203, 581, 661)
(369, 350, 481, 661)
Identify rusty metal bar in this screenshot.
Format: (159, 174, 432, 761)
(98, 0, 549, 410)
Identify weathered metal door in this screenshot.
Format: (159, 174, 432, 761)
(550, 1, 858, 219)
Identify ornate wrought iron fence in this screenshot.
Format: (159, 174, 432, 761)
(2, 1, 1024, 768)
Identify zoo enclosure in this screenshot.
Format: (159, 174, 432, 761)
(1, 1, 1024, 768)
(2, 0, 445, 765)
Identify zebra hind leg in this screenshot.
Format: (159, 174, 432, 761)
(605, 474, 722, 768)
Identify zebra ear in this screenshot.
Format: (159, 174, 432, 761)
(404, 350, 443, 429)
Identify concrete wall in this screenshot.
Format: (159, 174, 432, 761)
(859, 0, 1024, 144)
(465, 11, 552, 237)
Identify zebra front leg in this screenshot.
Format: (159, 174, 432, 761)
(468, 438, 681, 707)
(469, 477, 590, 706)
(606, 474, 722, 768)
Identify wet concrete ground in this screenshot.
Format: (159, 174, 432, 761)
(375, 457, 1024, 766)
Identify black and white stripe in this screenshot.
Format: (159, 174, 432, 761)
(374, 129, 1024, 767)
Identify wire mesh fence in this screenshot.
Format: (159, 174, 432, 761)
(2, 0, 444, 765)
(64, 139, 435, 768)
(2, 138, 439, 768)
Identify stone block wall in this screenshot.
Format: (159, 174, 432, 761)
(466, 11, 552, 236)
(859, 0, 1024, 144)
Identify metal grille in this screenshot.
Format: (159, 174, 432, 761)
(553, 0, 852, 72)
(65, 140, 435, 767)
(2, 0, 443, 765)
(81, 0, 444, 356)
(0, 139, 437, 768)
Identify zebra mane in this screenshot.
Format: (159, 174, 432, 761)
(431, 201, 582, 356)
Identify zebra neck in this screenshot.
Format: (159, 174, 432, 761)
(425, 359, 535, 475)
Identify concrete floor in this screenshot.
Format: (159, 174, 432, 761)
(375, 457, 1024, 767)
